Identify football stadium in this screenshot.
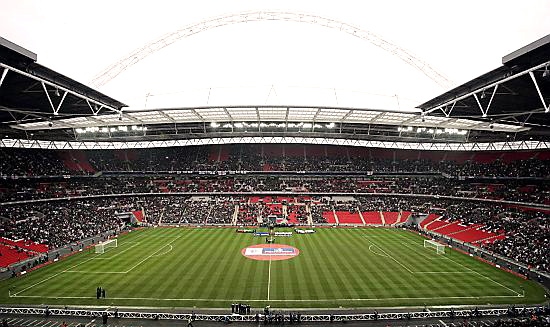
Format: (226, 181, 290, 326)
(0, 2, 549, 326)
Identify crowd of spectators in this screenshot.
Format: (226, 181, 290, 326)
(0, 149, 70, 176)
(287, 203, 308, 224)
(484, 210, 549, 273)
(0, 194, 548, 272)
(0, 199, 124, 249)
(1, 176, 548, 205)
(0, 147, 548, 178)
(1, 145, 549, 274)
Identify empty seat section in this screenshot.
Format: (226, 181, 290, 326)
(420, 214, 440, 228)
(335, 211, 363, 224)
(362, 211, 382, 225)
(434, 221, 468, 234)
(452, 228, 501, 243)
(383, 212, 400, 224)
(425, 218, 449, 231)
(322, 211, 337, 224)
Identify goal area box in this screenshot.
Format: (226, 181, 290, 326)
(95, 239, 118, 254)
(424, 239, 445, 254)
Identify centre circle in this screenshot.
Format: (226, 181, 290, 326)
(241, 243, 300, 261)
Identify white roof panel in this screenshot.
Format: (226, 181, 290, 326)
(11, 106, 529, 133)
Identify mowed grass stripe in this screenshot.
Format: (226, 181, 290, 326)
(363, 231, 416, 298)
(217, 232, 256, 301)
(170, 229, 228, 300)
(396, 230, 522, 296)
(204, 231, 250, 301)
(311, 229, 351, 300)
(348, 229, 414, 298)
(154, 229, 210, 299)
(304, 229, 354, 300)
(288, 235, 308, 301)
(13, 230, 155, 297)
(1, 227, 545, 308)
(392, 230, 520, 297)
(325, 229, 371, 299)
(114, 228, 185, 297)
(376, 230, 446, 298)
(340, 229, 379, 298)
(171, 230, 220, 298)
(359, 233, 412, 298)
(377, 230, 494, 298)
(293, 231, 325, 300)
(351, 230, 399, 297)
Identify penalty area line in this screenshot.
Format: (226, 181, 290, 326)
(123, 233, 185, 273)
(364, 237, 414, 274)
(92, 242, 142, 260)
(151, 244, 173, 257)
(443, 255, 522, 296)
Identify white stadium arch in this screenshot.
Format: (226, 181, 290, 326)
(91, 11, 453, 89)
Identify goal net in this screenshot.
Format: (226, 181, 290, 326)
(424, 239, 445, 254)
(95, 239, 117, 254)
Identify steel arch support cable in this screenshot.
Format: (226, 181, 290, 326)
(91, 11, 452, 89)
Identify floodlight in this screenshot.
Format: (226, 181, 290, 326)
(210, 122, 220, 128)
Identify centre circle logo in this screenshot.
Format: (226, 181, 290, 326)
(241, 243, 300, 261)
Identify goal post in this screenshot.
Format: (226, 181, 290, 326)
(95, 239, 118, 254)
(424, 239, 445, 254)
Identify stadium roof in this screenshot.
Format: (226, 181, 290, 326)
(0, 37, 127, 133)
(418, 35, 550, 132)
(11, 105, 527, 133)
(0, 35, 548, 149)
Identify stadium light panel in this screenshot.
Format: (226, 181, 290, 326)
(210, 122, 220, 128)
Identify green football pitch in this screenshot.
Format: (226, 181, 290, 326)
(0, 227, 545, 309)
